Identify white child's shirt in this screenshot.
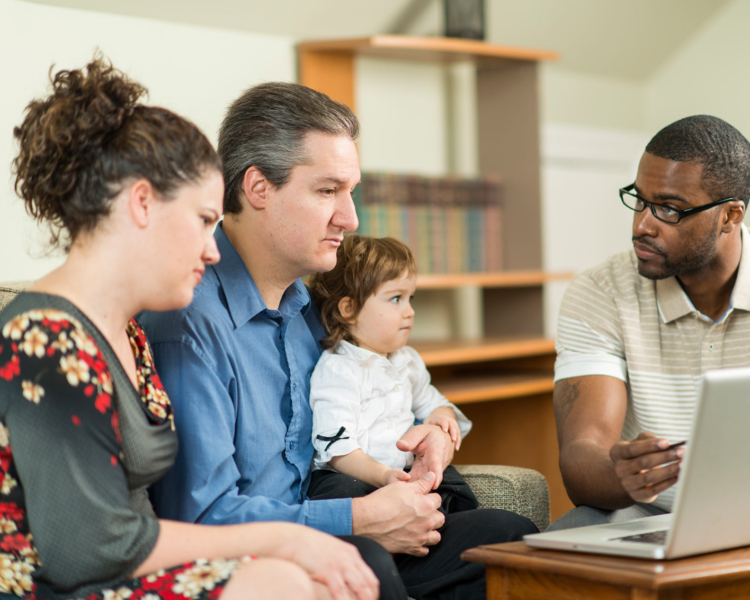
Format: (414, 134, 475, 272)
(310, 340, 472, 471)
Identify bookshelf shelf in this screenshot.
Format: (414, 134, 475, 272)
(436, 372, 554, 405)
(297, 37, 573, 519)
(411, 337, 555, 367)
(416, 270, 573, 290)
(297, 35, 558, 64)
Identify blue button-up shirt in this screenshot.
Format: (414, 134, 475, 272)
(139, 224, 352, 535)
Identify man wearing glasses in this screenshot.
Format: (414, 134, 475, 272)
(549, 115, 750, 530)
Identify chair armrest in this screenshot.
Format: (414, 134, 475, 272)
(0, 281, 31, 311)
(454, 464, 550, 532)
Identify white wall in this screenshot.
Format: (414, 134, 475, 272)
(356, 55, 449, 175)
(645, 0, 750, 137)
(541, 124, 649, 336)
(540, 64, 646, 132)
(0, 0, 294, 282)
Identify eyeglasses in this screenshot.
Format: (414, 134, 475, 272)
(619, 183, 740, 224)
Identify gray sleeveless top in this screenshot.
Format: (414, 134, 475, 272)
(0, 293, 178, 598)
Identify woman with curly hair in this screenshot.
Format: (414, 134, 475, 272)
(0, 56, 378, 600)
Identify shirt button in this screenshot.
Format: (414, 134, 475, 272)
(387, 423, 393, 430)
(292, 382, 297, 390)
(289, 442, 295, 450)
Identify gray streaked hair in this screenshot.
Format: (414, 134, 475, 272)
(218, 82, 359, 214)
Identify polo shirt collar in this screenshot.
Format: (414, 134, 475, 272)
(212, 223, 311, 329)
(730, 224, 750, 312)
(657, 223, 750, 323)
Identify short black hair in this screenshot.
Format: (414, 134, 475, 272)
(646, 115, 750, 206)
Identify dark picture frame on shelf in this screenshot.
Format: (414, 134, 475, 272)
(443, 0, 485, 40)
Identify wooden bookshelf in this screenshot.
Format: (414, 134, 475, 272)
(297, 37, 573, 520)
(437, 372, 554, 404)
(297, 35, 558, 64)
(411, 337, 555, 367)
(416, 270, 573, 290)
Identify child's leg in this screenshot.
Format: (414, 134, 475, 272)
(435, 465, 479, 514)
(307, 469, 378, 500)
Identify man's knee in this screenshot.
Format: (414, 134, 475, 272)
(546, 505, 613, 531)
(546, 503, 667, 531)
(339, 535, 407, 600)
(442, 508, 539, 549)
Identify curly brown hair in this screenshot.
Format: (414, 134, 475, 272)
(308, 235, 417, 349)
(12, 53, 221, 250)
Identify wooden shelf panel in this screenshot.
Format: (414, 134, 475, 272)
(436, 372, 553, 405)
(416, 270, 573, 289)
(412, 337, 555, 366)
(297, 35, 558, 63)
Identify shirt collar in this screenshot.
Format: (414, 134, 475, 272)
(335, 340, 412, 369)
(730, 223, 750, 312)
(212, 223, 311, 329)
(657, 223, 750, 323)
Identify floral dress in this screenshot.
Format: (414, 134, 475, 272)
(0, 294, 250, 600)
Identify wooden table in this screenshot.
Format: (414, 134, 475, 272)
(462, 541, 750, 599)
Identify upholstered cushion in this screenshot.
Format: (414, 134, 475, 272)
(455, 464, 550, 531)
(0, 281, 31, 310)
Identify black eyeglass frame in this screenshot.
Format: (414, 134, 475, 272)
(619, 183, 741, 224)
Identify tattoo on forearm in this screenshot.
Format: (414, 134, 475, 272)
(554, 379, 581, 429)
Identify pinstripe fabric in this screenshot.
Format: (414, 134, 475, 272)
(554, 225, 750, 511)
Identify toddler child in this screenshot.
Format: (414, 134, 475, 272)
(306, 235, 478, 514)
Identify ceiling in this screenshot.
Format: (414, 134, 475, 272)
(25, 0, 731, 80)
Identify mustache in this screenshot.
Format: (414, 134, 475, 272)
(632, 237, 664, 255)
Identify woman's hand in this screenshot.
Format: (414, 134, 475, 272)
(279, 526, 379, 600)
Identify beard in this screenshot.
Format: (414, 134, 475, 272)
(635, 218, 720, 281)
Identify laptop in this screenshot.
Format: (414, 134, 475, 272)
(524, 367, 750, 559)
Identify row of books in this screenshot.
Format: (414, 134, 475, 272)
(351, 173, 503, 274)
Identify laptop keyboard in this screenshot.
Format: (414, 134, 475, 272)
(613, 530, 668, 545)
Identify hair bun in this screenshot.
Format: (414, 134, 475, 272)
(12, 53, 147, 243)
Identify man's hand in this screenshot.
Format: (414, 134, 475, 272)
(397, 424, 454, 488)
(352, 472, 444, 556)
(610, 431, 686, 503)
(424, 407, 461, 450)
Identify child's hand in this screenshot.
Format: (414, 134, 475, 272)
(425, 408, 462, 451)
(382, 468, 411, 487)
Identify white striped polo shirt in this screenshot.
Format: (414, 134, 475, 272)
(554, 225, 750, 511)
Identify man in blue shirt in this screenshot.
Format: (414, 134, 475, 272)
(141, 82, 536, 600)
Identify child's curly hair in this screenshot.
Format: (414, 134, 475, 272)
(308, 235, 417, 349)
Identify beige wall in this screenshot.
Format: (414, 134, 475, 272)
(541, 0, 750, 138)
(540, 64, 646, 132)
(645, 0, 750, 137)
(356, 55, 449, 175)
(0, 0, 294, 282)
